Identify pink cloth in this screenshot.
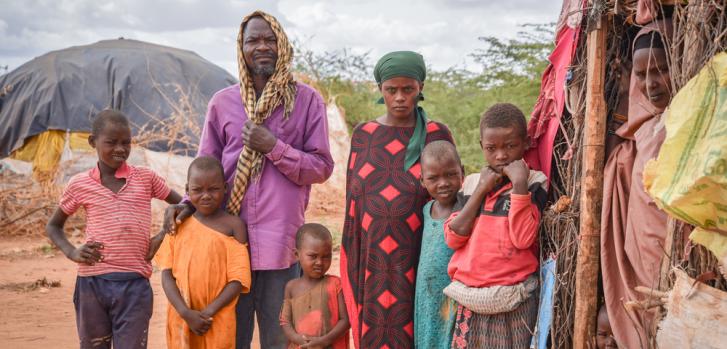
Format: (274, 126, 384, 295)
(636, 0, 659, 25)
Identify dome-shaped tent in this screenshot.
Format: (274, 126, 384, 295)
(0, 38, 236, 177)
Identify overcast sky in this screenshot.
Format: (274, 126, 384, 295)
(0, 0, 562, 77)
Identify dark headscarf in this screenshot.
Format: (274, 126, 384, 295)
(622, 19, 673, 139)
(374, 51, 427, 86)
(374, 51, 428, 170)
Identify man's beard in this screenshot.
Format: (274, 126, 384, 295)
(251, 62, 276, 78)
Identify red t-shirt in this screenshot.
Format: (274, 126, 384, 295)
(445, 170, 548, 287)
(59, 162, 171, 278)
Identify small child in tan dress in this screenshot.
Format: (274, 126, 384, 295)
(280, 223, 350, 349)
(155, 156, 251, 349)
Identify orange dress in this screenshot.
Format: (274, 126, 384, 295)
(156, 216, 251, 349)
(279, 275, 349, 349)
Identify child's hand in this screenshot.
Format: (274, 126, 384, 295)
(502, 159, 530, 194)
(300, 336, 329, 348)
(477, 166, 502, 194)
(182, 309, 212, 336)
(199, 308, 214, 321)
(68, 241, 103, 265)
(292, 334, 311, 345)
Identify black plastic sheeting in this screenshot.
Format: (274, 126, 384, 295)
(0, 38, 237, 157)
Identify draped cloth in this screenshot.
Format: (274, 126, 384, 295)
(227, 10, 297, 215)
(523, 0, 584, 181)
(601, 20, 673, 349)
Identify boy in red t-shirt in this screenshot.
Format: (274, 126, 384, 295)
(46, 109, 181, 349)
(445, 103, 547, 349)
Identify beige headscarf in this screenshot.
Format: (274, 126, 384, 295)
(227, 10, 296, 215)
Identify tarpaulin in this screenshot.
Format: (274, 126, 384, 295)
(0, 39, 236, 158)
(531, 257, 557, 349)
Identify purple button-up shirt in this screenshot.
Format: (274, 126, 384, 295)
(197, 82, 333, 270)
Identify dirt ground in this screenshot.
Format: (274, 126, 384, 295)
(0, 212, 343, 349)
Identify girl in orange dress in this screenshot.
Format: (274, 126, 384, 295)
(155, 156, 252, 349)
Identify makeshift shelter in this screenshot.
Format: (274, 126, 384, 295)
(530, 0, 727, 348)
(0, 39, 351, 238)
(0, 38, 237, 179)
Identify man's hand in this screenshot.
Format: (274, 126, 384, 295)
(163, 203, 194, 235)
(68, 241, 104, 265)
(182, 309, 212, 336)
(242, 120, 276, 154)
(502, 159, 530, 194)
(477, 165, 502, 194)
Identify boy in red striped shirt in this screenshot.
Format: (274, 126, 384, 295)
(46, 109, 182, 349)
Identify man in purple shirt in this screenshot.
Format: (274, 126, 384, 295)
(167, 11, 333, 349)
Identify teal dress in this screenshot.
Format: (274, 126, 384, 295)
(414, 200, 456, 348)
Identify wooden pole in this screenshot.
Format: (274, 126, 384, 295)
(574, 12, 608, 349)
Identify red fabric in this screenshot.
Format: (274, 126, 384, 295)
(444, 188, 540, 288)
(524, 10, 582, 181)
(279, 276, 349, 349)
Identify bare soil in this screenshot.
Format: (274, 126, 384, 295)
(0, 212, 343, 349)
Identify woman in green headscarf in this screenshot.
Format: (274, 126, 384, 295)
(340, 51, 455, 349)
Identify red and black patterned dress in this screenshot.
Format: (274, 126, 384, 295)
(340, 120, 453, 349)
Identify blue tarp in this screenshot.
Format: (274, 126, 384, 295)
(532, 257, 556, 349)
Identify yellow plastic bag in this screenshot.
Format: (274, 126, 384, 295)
(644, 52, 727, 261)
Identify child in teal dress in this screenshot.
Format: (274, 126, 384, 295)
(414, 140, 464, 348)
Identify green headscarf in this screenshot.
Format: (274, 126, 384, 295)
(374, 51, 428, 171)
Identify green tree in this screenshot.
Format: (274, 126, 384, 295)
(291, 23, 554, 173)
(471, 23, 554, 86)
(293, 39, 384, 129)
(427, 23, 554, 173)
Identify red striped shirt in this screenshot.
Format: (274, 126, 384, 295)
(59, 162, 171, 278)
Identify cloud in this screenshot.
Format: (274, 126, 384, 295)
(276, 0, 561, 71)
(0, 0, 562, 76)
